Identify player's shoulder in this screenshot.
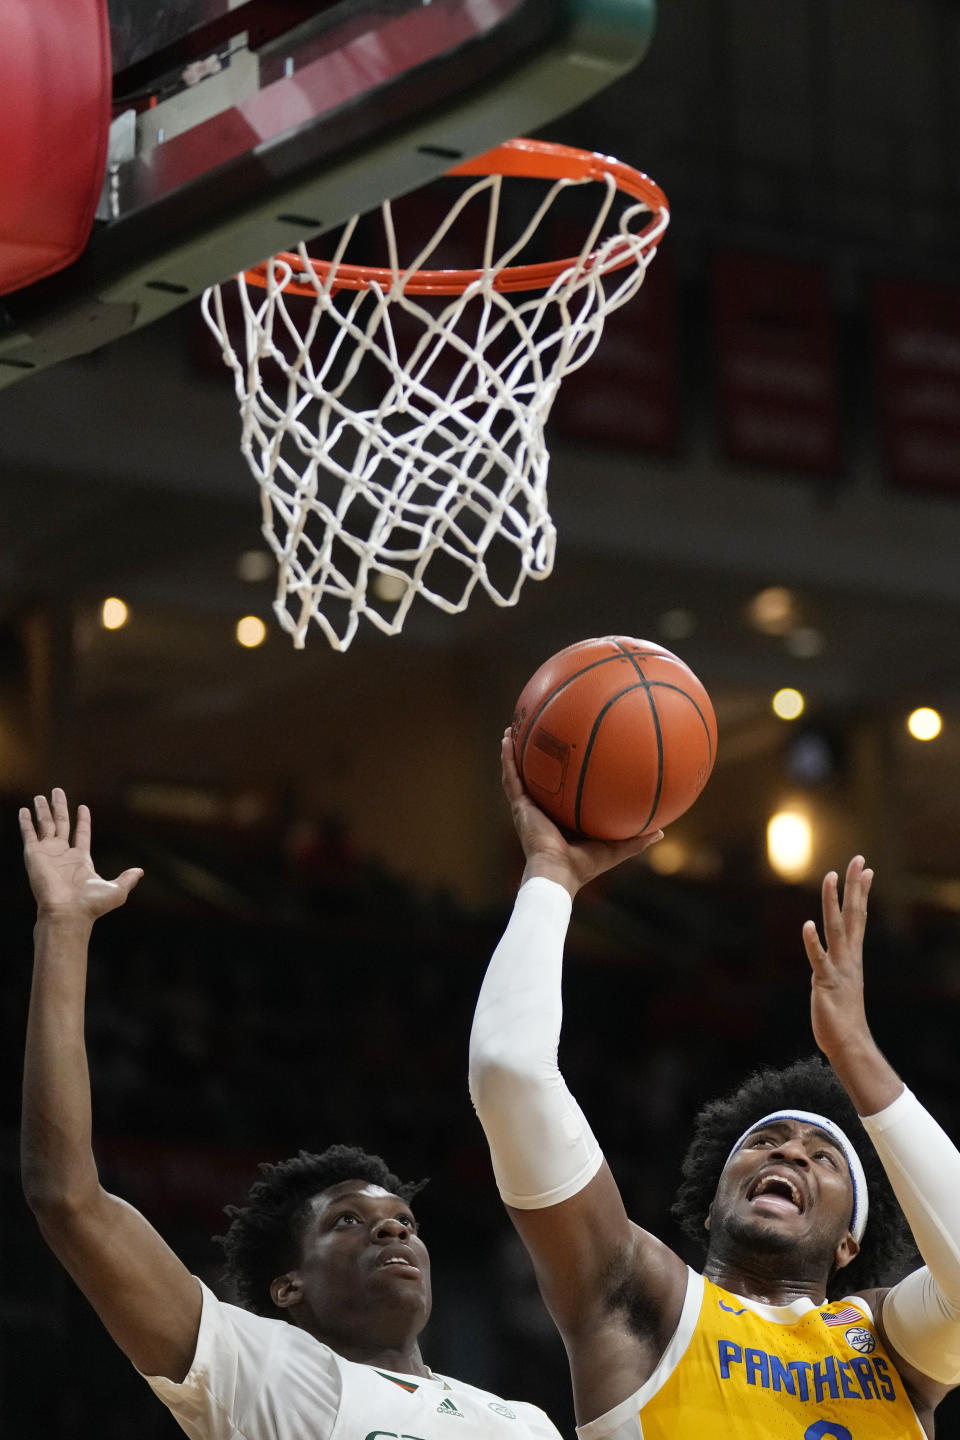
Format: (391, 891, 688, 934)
(196, 1278, 337, 1362)
(836, 1286, 886, 1325)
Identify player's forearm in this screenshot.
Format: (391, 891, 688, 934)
(863, 1087, 960, 1382)
(21, 912, 101, 1214)
(823, 1031, 904, 1119)
(469, 877, 603, 1209)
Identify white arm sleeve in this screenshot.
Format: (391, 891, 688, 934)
(861, 1086, 960, 1383)
(468, 877, 603, 1210)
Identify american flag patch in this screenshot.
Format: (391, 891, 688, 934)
(820, 1306, 864, 1326)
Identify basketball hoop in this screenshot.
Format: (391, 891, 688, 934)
(202, 139, 669, 650)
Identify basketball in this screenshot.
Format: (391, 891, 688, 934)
(511, 636, 718, 840)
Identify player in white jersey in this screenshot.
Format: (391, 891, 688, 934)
(18, 789, 563, 1440)
(468, 734, 960, 1439)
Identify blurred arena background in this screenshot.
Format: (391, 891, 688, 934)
(3, 0, 960, 1433)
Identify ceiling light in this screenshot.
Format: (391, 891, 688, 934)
(100, 597, 129, 630)
(772, 687, 805, 721)
(767, 810, 813, 880)
(746, 586, 797, 636)
(236, 550, 274, 583)
(236, 615, 267, 648)
(647, 837, 688, 875)
(907, 707, 942, 741)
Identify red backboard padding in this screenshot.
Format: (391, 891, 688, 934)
(1, 0, 111, 294)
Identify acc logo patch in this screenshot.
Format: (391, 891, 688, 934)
(488, 1404, 516, 1419)
(844, 1326, 876, 1354)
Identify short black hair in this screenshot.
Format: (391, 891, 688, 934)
(671, 1056, 916, 1298)
(218, 1144, 428, 1316)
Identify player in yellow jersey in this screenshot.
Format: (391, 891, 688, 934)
(469, 734, 960, 1439)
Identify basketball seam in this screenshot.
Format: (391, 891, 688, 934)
(640, 682, 716, 766)
(617, 643, 664, 833)
(575, 641, 664, 834)
(573, 679, 664, 834)
(516, 650, 670, 775)
(615, 635, 715, 769)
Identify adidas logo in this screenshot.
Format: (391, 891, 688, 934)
(437, 1399, 464, 1418)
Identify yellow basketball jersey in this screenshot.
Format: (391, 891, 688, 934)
(577, 1270, 924, 1440)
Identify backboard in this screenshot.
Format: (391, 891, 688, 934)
(0, 0, 657, 388)
(108, 0, 244, 75)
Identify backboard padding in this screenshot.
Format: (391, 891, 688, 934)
(0, 0, 657, 387)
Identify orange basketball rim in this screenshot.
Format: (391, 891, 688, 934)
(242, 138, 670, 297)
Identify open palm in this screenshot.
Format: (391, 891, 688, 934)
(20, 789, 142, 918)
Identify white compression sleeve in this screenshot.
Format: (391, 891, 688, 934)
(860, 1086, 960, 1383)
(468, 877, 603, 1210)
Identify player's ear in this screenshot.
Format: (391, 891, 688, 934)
(271, 1272, 304, 1310)
(833, 1231, 861, 1271)
(704, 1203, 713, 1233)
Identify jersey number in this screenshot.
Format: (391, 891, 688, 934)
(804, 1424, 852, 1440)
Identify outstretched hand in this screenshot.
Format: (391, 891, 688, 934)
(803, 855, 874, 1061)
(20, 789, 143, 921)
(501, 731, 662, 898)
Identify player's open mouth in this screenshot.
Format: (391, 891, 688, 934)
(746, 1172, 804, 1214)
(377, 1253, 419, 1272)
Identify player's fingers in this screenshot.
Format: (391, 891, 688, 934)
(847, 856, 872, 900)
(112, 867, 144, 899)
(74, 803, 92, 854)
(857, 868, 875, 945)
(802, 917, 825, 967)
(33, 794, 55, 838)
(821, 870, 843, 938)
(584, 829, 663, 868)
(844, 861, 873, 946)
(616, 829, 664, 861)
(18, 806, 37, 844)
(500, 732, 524, 800)
(841, 854, 865, 901)
(51, 787, 70, 839)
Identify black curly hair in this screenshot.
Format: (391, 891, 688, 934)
(671, 1056, 916, 1299)
(217, 1144, 428, 1316)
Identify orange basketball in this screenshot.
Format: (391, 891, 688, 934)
(511, 636, 717, 840)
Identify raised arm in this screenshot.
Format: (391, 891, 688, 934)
(20, 789, 202, 1382)
(469, 735, 688, 1421)
(803, 858, 901, 1115)
(805, 857, 960, 1412)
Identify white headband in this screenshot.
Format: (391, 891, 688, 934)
(726, 1109, 868, 1242)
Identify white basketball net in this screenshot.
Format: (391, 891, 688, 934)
(202, 153, 669, 650)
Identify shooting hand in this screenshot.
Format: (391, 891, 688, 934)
(501, 731, 661, 898)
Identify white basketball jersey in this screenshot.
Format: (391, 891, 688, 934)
(145, 1279, 562, 1440)
(330, 1356, 561, 1440)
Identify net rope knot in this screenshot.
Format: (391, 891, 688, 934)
(202, 140, 669, 650)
